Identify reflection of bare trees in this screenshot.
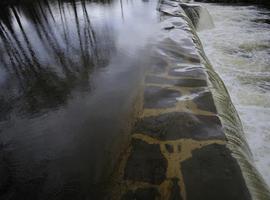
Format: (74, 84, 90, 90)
(0, 0, 115, 117)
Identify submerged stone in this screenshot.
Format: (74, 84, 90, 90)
(157, 40, 201, 63)
(165, 144, 174, 153)
(145, 75, 207, 87)
(134, 112, 225, 140)
(194, 91, 217, 113)
(148, 57, 168, 74)
(124, 139, 167, 184)
(168, 67, 206, 79)
(169, 178, 183, 200)
(144, 86, 181, 108)
(121, 187, 160, 200)
(181, 144, 252, 200)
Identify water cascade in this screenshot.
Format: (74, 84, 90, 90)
(180, 3, 214, 31)
(0, 0, 269, 199)
(108, 0, 270, 199)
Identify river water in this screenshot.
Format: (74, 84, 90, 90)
(0, 0, 159, 199)
(197, 2, 270, 187)
(1, 0, 270, 198)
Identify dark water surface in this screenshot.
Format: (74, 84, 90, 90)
(0, 0, 159, 199)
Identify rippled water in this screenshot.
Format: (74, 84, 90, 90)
(197, 2, 270, 187)
(0, 0, 159, 199)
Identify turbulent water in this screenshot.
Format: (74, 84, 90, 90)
(197, 2, 270, 187)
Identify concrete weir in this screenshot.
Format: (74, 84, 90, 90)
(107, 0, 270, 199)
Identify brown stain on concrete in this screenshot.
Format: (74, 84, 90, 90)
(106, 1, 252, 199)
(132, 133, 225, 200)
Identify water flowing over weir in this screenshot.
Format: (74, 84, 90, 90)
(0, 0, 269, 199)
(107, 0, 270, 199)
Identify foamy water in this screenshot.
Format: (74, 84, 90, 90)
(197, 2, 270, 187)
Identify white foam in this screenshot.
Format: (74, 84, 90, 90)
(198, 2, 270, 187)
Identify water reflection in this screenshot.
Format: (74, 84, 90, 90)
(0, 0, 116, 118)
(0, 0, 159, 199)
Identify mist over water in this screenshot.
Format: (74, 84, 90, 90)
(197, 2, 270, 187)
(0, 0, 159, 199)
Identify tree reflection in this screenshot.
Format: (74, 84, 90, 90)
(0, 0, 115, 118)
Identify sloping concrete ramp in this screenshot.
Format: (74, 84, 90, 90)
(107, 0, 270, 199)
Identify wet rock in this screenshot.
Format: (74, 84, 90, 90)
(193, 91, 217, 113)
(148, 57, 168, 74)
(124, 139, 167, 184)
(145, 76, 207, 87)
(181, 144, 252, 200)
(0, 149, 11, 195)
(164, 25, 176, 30)
(159, 4, 183, 17)
(134, 112, 225, 140)
(168, 67, 206, 79)
(0, 162, 10, 194)
(144, 86, 181, 108)
(180, 3, 201, 28)
(165, 144, 174, 153)
(157, 40, 201, 63)
(169, 178, 183, 200)
(121, 187, 160, 200)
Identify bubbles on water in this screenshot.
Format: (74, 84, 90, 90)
(198, 2, 270, 187)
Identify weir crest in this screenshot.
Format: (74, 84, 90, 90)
(107, 0, 270, 199)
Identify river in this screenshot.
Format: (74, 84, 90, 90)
(197, 2, 270, 187)
(0, 0, 269, 198)
(0, 0, 159, 199)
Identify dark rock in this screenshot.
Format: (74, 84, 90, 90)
(157, 39, 201, 63)
(134, 112, 225, 140)
(165, 144, 174, 153)
(144, 86, 181, 108)
(0, 162, 10, 194)
(124, 139, 167, 184)
(145, 76, 207, 87)
(193, 91, 217, 113)
(169, 178, 183, 200)
(168, 67, 206, 79)
(121, 187, 160, 200)
(148, 57, 168, 74)
(181, 144, 252, 200)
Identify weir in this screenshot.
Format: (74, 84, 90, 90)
(0, 0, 269, 199)
(107, 0, 270, 199)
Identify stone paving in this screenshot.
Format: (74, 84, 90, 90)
(107, 1, 252, 199)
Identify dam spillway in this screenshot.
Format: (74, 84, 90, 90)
(0, 0, 269, 199)
(108, 0, 270, 199)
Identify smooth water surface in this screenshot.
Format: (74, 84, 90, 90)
(0, 0, 159, 199)
(198, 2, 270, 187)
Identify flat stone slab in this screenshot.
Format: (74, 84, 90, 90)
(194, 91, 217, 113)
(121, 187, 160, 200)
(168, 67, 206, 79)
(144, 86, 181, 108)
(181, 144, 252, 200)
(148, 56, 168, 74)
(134, 112, 225, 140)
(169, 178, 183, 200)
(145, 75, 207, 87)
(157, 42, 200, 64)
(124, 139, 167, 184)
